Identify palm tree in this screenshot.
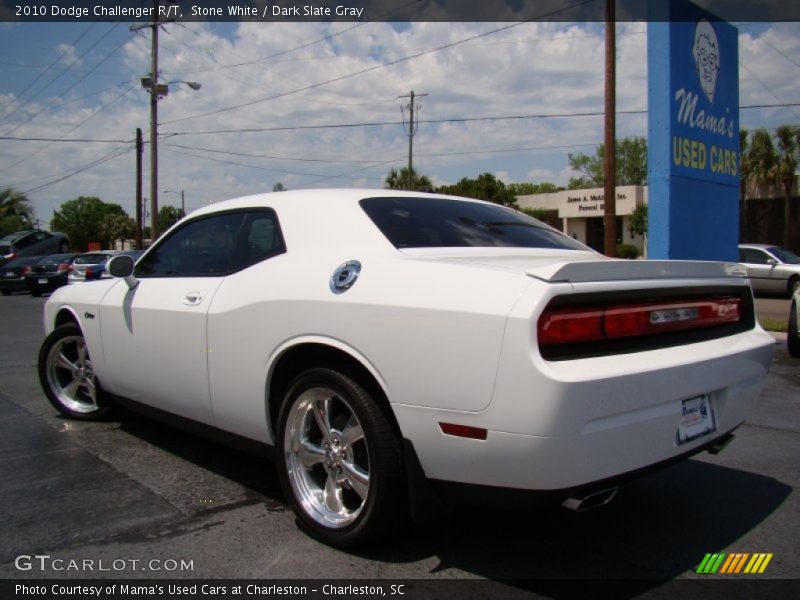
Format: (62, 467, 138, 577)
(0, 187, 34, 222)
(739, 129, 751, 235)
(774, 125, 798, 249)
(0, 187, 34, 236)
(385, 167, 433, 192)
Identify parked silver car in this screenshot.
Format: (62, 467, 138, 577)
(738, 244, 800, 296)
(68, 250, 118, 284)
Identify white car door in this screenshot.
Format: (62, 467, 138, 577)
(98, 212, 246, 424)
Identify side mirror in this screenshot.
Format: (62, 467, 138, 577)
(108, 255, 138, 290)
(766, 258, 778, 266)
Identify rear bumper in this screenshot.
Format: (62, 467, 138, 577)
(26, 275, 69, 293)
(427, 429, 738, 509)
(0, 279, 26, 292)
(392, 329, 773, 492)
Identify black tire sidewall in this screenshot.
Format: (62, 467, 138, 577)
(38, 323, 112, 420)
(275, 367, 404, 547)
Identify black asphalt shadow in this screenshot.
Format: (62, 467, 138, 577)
(0, 395, 182, 563)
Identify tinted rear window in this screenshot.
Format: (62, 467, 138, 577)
(360, 196, 586, 250)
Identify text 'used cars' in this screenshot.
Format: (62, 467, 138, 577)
(37, 190, 774, 546)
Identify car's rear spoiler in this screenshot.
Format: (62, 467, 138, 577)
(526, 260, 747, 283)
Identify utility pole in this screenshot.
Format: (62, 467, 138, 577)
(399, 90, 428, 190)
(149, 0, 160, 242)
(603, 0, 617, 257)
(135, 128, 143, 250)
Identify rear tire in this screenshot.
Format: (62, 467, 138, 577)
(1, 290, 10, 296)
(276, 367, 406, 547)
(789, 302, 800, 358)
(38, 323, 112, 420)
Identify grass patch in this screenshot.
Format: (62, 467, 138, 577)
(759, 317, 788, 333)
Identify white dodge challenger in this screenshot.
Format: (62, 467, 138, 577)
(38, 190, 774, 546)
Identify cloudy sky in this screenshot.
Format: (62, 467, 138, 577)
(0, 17, 799, 225)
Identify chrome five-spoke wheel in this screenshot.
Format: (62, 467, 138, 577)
(38, 323, 111, 420)
(285, 387, 370, 528)
(277, 367, 405, 547)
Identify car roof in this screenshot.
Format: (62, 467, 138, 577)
(182, 189, 501, 253)
(0, 230, 36, 242)
(738, 243, 776, 250)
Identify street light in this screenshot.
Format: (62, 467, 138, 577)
(163, 189, 185, 214)
(141, 78, 200, 241)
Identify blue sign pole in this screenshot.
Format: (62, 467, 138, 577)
(648, 1, 739, 261)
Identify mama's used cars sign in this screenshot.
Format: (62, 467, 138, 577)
(648, 1, 739, 260)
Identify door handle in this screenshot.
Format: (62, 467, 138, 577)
(183, 292, 204, 306)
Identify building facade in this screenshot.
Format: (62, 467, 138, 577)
(517, 185, 648, 256)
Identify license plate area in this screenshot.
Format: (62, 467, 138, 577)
(38, 278, 48, 284)
(677, 394, 716, 445)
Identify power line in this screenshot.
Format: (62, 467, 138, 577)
(1, 84, 138, 173)
(740, 62, 800, 121)
(0, 22, 98, 119)
(0, 24, 117, 129)
(162, 146, 389, 181)
(161, 0, 596, 126)
(3, 30, 134, 137)
(0, 136, 133, 143)
(19, 144, 134, 196)
(158, 0, 421, 76)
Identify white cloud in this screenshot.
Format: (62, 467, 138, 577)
(0, 20, 798, 227)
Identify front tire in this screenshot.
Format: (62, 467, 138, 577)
(789, 302, 800, 358)
(276, 368, 405, 547)
(38, 323, 112, 420)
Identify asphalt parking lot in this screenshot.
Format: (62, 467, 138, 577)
(0, 291, 798, 593)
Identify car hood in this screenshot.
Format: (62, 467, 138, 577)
(400, 248, 747, 283)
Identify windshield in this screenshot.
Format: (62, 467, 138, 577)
(360, 196, 587, 251)
(769, 247, 800, 264)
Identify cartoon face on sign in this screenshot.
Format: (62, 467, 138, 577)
(693, 18, 720, 103)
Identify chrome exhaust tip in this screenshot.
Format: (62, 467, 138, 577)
(561, 487, 619, 512)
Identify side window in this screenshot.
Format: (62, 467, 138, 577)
(14, 234, 36, 250)
(743, 249, 770, 264)
(136, 213, 245, 277)
(229, 211, 285, 271)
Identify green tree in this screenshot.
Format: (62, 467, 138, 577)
(273, 182, 286, 192)
(747, 129, 778, 189)
(0, 187, 34, 236)
(507, 182, 562, 196)
(158, 205, 186, 233)
(51, 197, 134, 250)
(774, 125, 798, 248)
(739, 128, 752, 232)
(385, 167, 433, 192)
(436, 172, 516, 206)
(567, 136, 648, 189)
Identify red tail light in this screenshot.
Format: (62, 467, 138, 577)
(22, 266, 31, 275)
(538, 296, 741, 347)
(57, 263, 73, 273)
